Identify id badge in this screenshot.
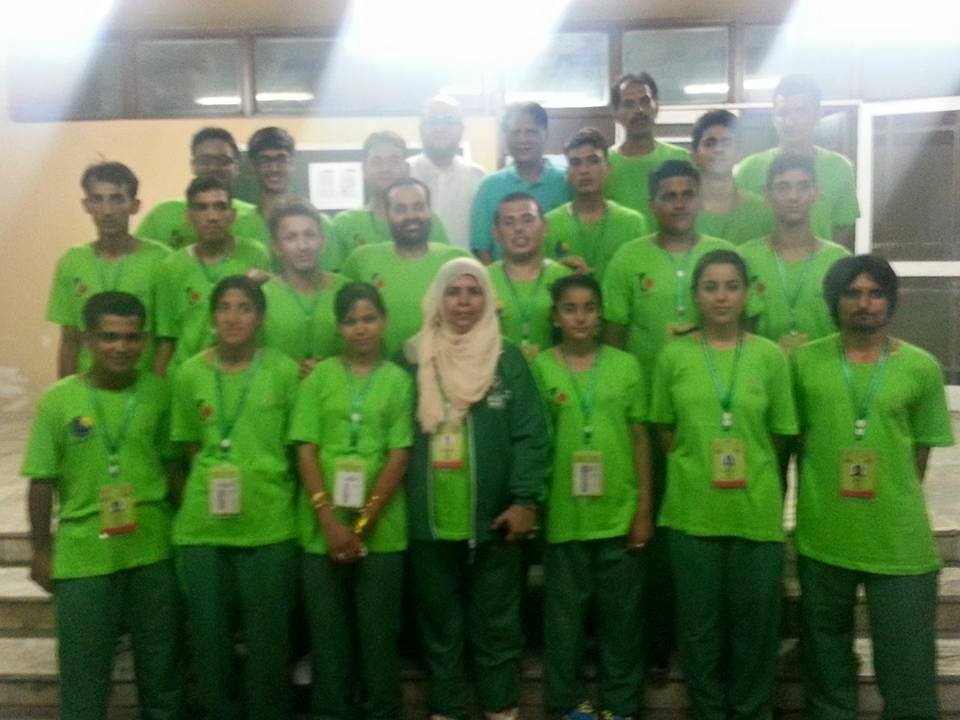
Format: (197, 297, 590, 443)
(778, 332, 810, 354)
(712, 438, 746, 488)
(666, 322, 695, 341)
(208, 464, 242, 516)
(431, 425, 465, 469)
(520, 341, 541, 362)
(571, 450, 604, 497)
(839, 448, 877, 499)
(334, 459, 367, 509)
(99, 483, 138, 536)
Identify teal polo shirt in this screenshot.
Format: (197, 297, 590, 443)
(469, 159, 570, 259)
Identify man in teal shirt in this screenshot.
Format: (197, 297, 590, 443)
(604, 73, 688, 231)
(735, 75, 860, 249)
(470, 101, 570, 263)
(137, 127, 262, 249)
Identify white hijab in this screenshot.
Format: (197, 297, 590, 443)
(406, 257, 502, 434)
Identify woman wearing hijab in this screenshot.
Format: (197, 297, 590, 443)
(401, 257, 550, 720)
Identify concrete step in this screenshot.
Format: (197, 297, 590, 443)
(1, 637, 958, 719)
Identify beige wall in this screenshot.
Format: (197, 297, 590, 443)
(0, 66, 500, 407)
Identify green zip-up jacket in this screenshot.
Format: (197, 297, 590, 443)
(399, 342, 550, 544)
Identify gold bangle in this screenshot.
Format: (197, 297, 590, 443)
(311, 491, 331, 511)
(353, 513, 370, 535)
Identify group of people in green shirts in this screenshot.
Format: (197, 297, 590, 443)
(24, 71, 953, 720)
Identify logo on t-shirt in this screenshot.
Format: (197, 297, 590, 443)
(73, 278, 89, 297)
(197, 401, 214, 420)
(186, 287, 202, 305)
(370, 273, 385, 290)
(637, 272, 655, 292)
(753, 276, 767, 294)
(551, 388, 569, 405)
(69, 416, 94, 440)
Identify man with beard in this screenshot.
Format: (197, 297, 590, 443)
(341, 177, 467, 354)
(604, 74, 688, 231)
(409, 96, 486, 252)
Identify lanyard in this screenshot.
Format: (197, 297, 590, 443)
(571, 204, 608, 263)
(701, 333, 745, 431)
(86, 377, 140, 477)
(213, 351, 261, 454)
(94, 253, 129, 292)
(838, 336, 890, 441)
(561, 347, 602, 445)
(285, 282, 323, 359)
(345, 360, 380, 449)
(773, 244, 818, 332)
(663, 247, 694, 320)
(500, 263, 546, 342)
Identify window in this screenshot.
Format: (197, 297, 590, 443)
(622, 28, 728, 105)
(135, 39, 242, 117)
(253, 37, 334, 114)
(504, 32, 609, 108)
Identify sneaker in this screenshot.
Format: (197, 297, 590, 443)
(563, 701, 597, 720)
(599, 712, 635, 720)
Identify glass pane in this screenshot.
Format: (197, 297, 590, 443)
(136, 39, 241, 117)
(254, 37, 334, 114)
(860, 44, 960, 100)
(505, 32, 609, 108)
(622, 28, 728, 105)
(7, 41, 123, 121)
(743, 25, 856, 102)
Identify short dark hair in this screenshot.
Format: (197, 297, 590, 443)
(209, 275, 267, 317)
(773, 74, 822, 108)
(80, 162, 140, 199)
(692, 249, 750, 291)
(550, 274, 603, 344)
(823, 255, 898, 326)
(563, 127, 610, 158)
(191, 127, 240, 158)
(83, 291, 146, 332)
(334, 282, 388, 324)
(267, 198, 324, 240)
(385, 177, 431, 210)
(248, 126, 295, 160)
(691, 109, 737, 151)
(362, 131, 407, 161)
(611, 72, 659, 108)
(494, 191, 544, 225)
(186, 176, 233, 205)
(766, 153, 817, 188)
(501, 102, 548, 134)
(649, 159, 700, 198)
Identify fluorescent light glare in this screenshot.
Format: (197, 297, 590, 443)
(683, 82, 729, 95)
(194, 96, 241, 107)
(255, 92, 315, 103)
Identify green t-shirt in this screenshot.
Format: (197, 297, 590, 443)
(533, 347, 647, 543)
(489, 259, 572, 355)
(46, 239, 171, 373)
(543, 201, 648, 282)
(341, 242, 470, 355)
(261, 273, 349, 361)
(740, 237, 850, 345)
(604, 143, 689, 230)
(154, 239, 270, 371)
(248, 210, 336, 270)
(21, 373, 174, 579)
(137, 198, 264, 251)
(735, 146, 860, 239)
(792, 336, 954, 574)
(289, 358, 413, 553)
(695, 192, 775, 246)
(602, 233, 738, 375)
(171, 347, 300, 546)
(431, 418, 474, 541)
(326, 208, 449, 272)
(650, 333, 797, 542)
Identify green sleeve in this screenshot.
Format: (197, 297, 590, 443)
(340, 248, 362, 281)
(136, 206, 165, 245)
(470, 180, 496, 254)
(279, 356, 301, 441)
(170, 369, 201, 443)
(529, 355, 557, 441)
(764, 343, 798, 435)
(503, 345, 550, 504)
(649, 349, 675, 424)
(832, 159, 860, 228)
(628, 210, 649, 239)
(46, 255, 76, 327)
(155, 381, 180, 463)
(154, 261, 178, 339)
(288, 370, 321, 444)
(734, 154, 765, 195)
(325, 214, 353, 272)
(740, 247, 766, 319)
(625, 356, 648, 422)
(429, 216, 450, 245)
(789, 353, 807, 435)
(601, 248, 632, 325)
(387, 372, 415, 449)
(21, 393, 60, 479)
(909, 356, 954, 447)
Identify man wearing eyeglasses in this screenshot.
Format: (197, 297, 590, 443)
(137, 127, 263, 250)
(409, 96, 486, 252)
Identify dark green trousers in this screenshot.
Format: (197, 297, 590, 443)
(56, 559, 181, 720)
(668, 530, 784, 720)
(409, 540, 523, 719)
(544, 538, 646, 715)
(645, 443, 675, 668)
(797, 555, 939, 720)
(176, 541, 299, 720)
(302, 551, 404, 720)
